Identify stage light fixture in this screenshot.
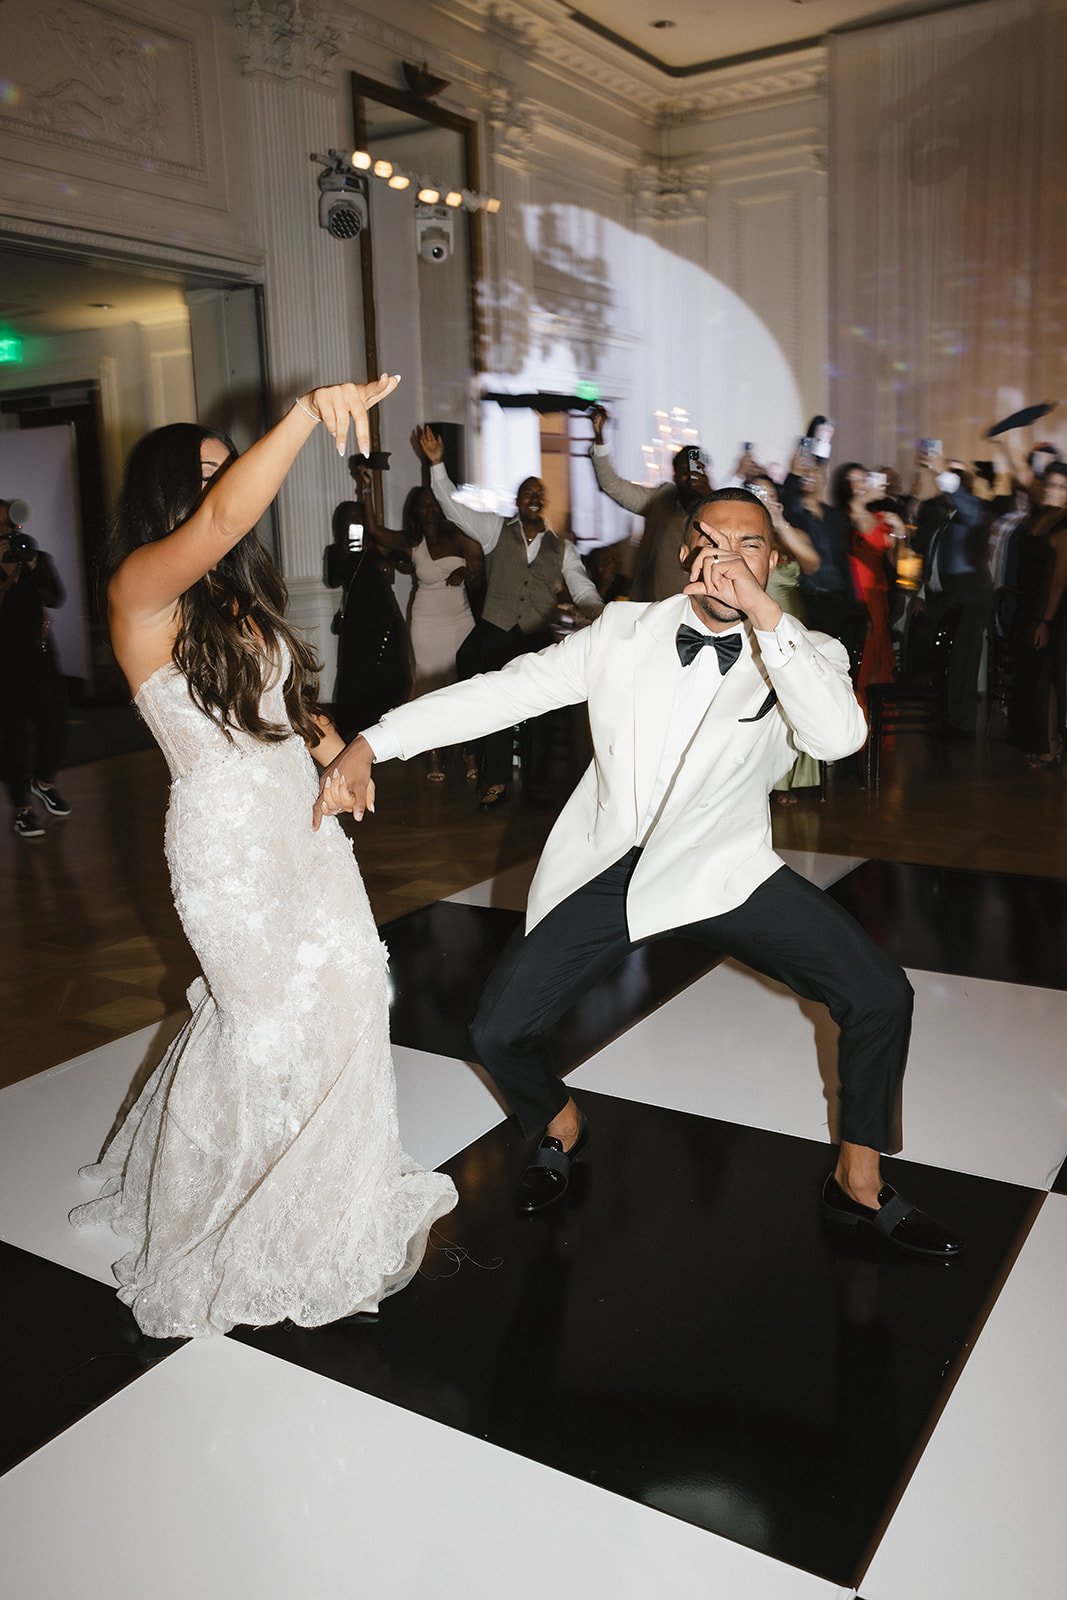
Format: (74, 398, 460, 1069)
(444, 190, 463, 208)
(352, 150, 372, 170)
(417, 185, 440, 204)
(373, 158, 393, 179)
(311, 151, 369, 240)
(388, 173, 410, 190)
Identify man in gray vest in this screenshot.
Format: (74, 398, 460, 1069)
(420, 425, 604, 807)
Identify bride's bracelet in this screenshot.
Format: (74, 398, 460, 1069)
(293, 394, 320, 424)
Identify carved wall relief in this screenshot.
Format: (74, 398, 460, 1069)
(0, 0, 203, 174)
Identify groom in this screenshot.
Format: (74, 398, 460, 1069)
(317, 487, 962, 1258)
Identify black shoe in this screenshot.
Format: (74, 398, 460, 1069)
(478, 783, 509, 811)
(30, 781, 71, 817)
(516, 1117, 589, 1215)
(822, 1174, 963, 1259)
(13, 806, 45, 839)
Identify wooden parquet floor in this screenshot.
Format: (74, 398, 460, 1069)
(3, 724, 1064, 1090)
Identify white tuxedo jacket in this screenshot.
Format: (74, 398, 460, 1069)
(379, 595, 867, 939)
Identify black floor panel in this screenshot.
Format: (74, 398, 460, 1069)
(235, 1092, 1038, 1587)
(0, 1242, 181, 1476)
(384, 899, 722, 1064)
(830, 861, 1067, 989)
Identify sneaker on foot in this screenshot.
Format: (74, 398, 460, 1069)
(14, 806, 45, 839)
(30, 781, 71, 817)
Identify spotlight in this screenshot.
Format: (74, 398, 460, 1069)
(444, 190, 463, 208)
(417, 184, 440, 204)
(486, 196, 502, 214)
(352, 150, 372, 170)
(373, 158, 393, 179)
(317, 168, 368, 239)
(388, 173, 410, 190)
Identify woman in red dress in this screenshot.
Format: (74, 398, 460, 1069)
(833, 464, 903, 704)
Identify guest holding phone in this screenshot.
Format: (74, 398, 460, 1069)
(837, 464, 903, 704)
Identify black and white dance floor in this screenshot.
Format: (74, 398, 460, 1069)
(2, 850, 1066, 1598)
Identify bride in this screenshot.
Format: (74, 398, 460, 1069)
(71, 379, 457, 1339)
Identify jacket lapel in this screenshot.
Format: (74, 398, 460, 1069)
(632, 604, 782, 813)
(632, 596, 690, 821)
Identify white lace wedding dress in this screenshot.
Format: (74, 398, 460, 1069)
(71, 651, 457, 1339)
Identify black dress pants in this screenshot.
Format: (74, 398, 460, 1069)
(456, 619, 552, 791)
(926, 583, 992, 734)
(470, 852, 913, 1152)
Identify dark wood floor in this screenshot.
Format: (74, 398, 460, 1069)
(3, 720, 1064, 1090)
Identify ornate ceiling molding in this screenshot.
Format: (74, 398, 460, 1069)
(449, 0, 825, 122)
(233, 0, 344, 86)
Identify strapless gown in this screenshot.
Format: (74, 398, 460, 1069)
(71, 654, 457, 1338)
(409, 537, 474, 695)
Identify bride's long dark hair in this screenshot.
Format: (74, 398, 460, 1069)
(105, 423, 324, 745)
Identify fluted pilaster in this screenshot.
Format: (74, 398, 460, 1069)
(235, 0, 362, 671)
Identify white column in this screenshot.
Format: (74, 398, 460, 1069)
(233, 0, 364, 674)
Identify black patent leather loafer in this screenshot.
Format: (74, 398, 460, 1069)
(822, 1174, 964, 1259)
(516, 1118, 589, 1215)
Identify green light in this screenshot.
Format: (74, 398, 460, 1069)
(575, 379, 599, 403)
(0, 334, 23, 365)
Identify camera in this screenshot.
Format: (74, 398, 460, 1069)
(1, 529, 37, 565)
(415, 203, 453, 265)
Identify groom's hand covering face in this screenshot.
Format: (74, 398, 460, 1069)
(679, 499, 777, 627)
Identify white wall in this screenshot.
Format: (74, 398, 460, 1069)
(0, 0, 832, 663)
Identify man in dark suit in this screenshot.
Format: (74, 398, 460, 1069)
(913, 458, 992, 735)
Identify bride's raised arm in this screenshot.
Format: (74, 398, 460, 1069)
(111, 376, 400, 620)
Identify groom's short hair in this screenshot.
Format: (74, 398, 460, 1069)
(686, 486, 774, 540)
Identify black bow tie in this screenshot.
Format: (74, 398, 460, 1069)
(676, 625, 743, 672)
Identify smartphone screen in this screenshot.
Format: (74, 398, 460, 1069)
(348, 521, 364, 552)
(866, 471, 887, 495)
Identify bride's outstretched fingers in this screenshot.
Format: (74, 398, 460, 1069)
(307, 375, 401, 458)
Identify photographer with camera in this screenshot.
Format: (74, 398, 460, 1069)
(0, 498, 71, 838)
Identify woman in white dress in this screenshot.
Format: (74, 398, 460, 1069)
(71, 380, 457, 1339)
(364, 481, 483, 781)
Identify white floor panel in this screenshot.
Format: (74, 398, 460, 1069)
(0, 1336, 853, 1600)
(776, 849, 866, 889)
(862, 1192, 1067, 1600)
(391, 1042, 506, 1168)
(0, 1025, 503, 1288)
(445, 856, 535, 911)
(568, 964, 1067, 1189)
(0, 1016, 186, 1285)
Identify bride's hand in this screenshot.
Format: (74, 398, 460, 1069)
(304, 376, 401, 458)
(315, 767, 356, 825)
(313, 736, 376, 830)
